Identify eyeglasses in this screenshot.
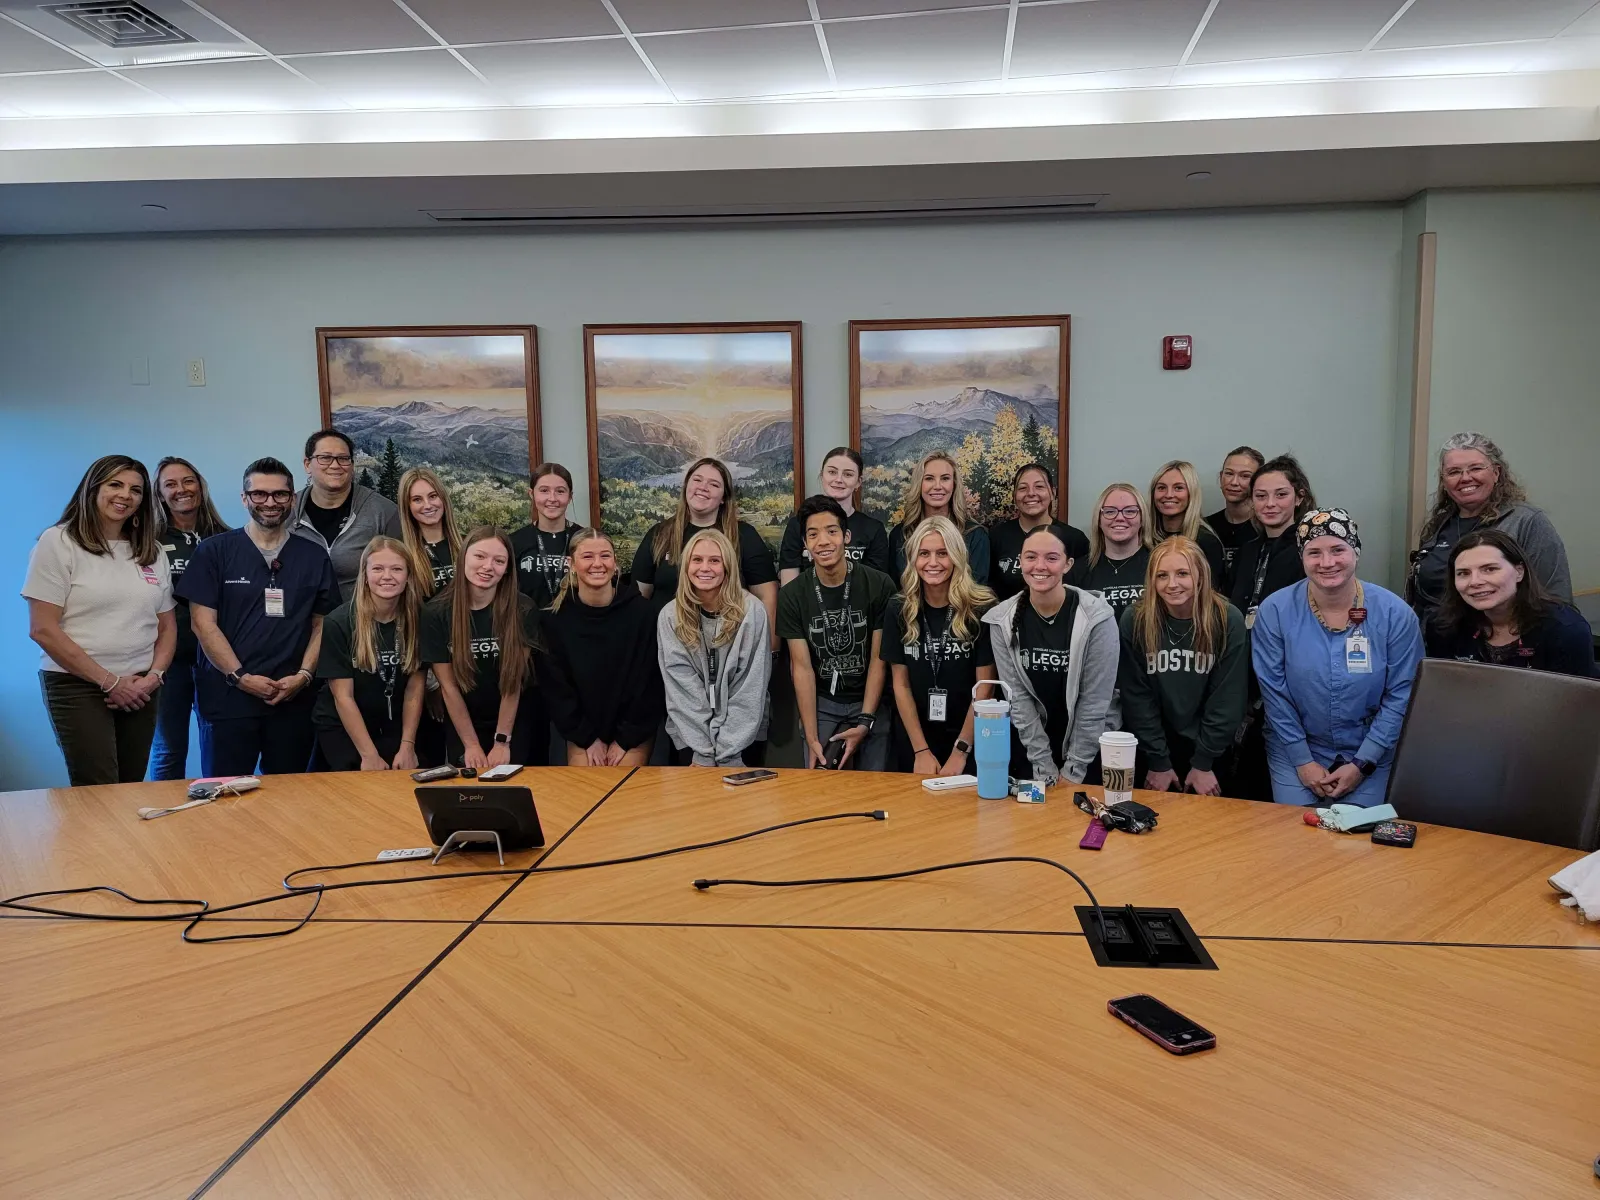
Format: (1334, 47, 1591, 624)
(246, 490, 294, 504)
(1442, 465, 1492, 482)
(310, 454, 353, 467)
(1100, 506, 1141, 520)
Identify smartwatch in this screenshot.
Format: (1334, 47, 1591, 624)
(224, 670, 241, 688)
(1352, 757, 1377, 778)
(954, 738, 972, 756)
(494, 732, 512, 746)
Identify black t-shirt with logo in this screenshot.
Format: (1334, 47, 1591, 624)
(421, 594, 540, 728)
(158, 527, 203, 657)
(511, 522, 578, 609)
(423, 538, 454, 594)
(306, 494, 352, 547)
(633, 519, 778, 616)
(1016, 592, 1079, 763)
(778, 509, 891, 574)
(314, 602, 410, 734)
(988, 519, 1090, 602)
(1205, 509, 1260, 591)
(880, 595, 994, 758)
(776, 564, 895, 704)
(1069, 547, 1149, 623)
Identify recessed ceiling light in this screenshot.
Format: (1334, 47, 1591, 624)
(141, 203, 167, 211)
(1186, 171, 1212, 182)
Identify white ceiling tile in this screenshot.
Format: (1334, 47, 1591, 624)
(612, 0, 811, 35)
(0, 70, 179, 115)
(640, 25, 830, 99)
(1357, 40, 1550, 76)
(1189, 0, 1399, 63)
(126, 58, 343, 112)
(826, 8, 1008, 89)
(0, 20, 91, 72)
(1010, 0, 1212, 78)
(1173, 52, 1356, 85)
(819, 0, 1005, 15)
(2, 0, 252, 68)
(1378, 0, 1596, 49)
(462, 40, 670, 105)
(194, 0, 433, 54)
(1005, 63, 1175, 90)
(287, 49, 500, 109)
(1520, 33, 1600, 67)
(1559, 3, 1600, 36)
(401, 0, 620, 44)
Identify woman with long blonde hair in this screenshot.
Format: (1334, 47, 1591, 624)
(1116, 536, 1248, 796)
(883, 516, 997, 775)
(313, 536, 426, 771)
(657, 527, 771, 766)
(887, 451, 991, 582)
(421, 526, 541, 768)
(1148, 459, 1226, 586)
(1074, 482, 1151, 622)
(541, 528, 664, 766)
(396, 466, 461, 597)
(630, 456, 779, 643)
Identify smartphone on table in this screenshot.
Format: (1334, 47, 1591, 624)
(724, 769, 778, 787)
(1107, 994, 1216, 1055)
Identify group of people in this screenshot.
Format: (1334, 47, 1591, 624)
(24, 428, 1591, 808)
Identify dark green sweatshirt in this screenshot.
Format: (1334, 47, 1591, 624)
(1116, 601, 1249, 772)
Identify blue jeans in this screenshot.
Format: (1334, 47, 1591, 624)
(147, 653, 209, 781)
(1266, 742, 1391, 807)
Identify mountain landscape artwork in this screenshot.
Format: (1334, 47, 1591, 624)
(319, 329, 539, 532)
(852, 318, 1070, 525)
(587, 325, 802, 567)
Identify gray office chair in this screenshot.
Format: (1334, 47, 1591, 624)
(1385, 659, 1600, 850)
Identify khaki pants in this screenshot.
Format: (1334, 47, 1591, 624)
(40, 670, 160, 787)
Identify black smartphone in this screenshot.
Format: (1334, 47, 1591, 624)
(1107, 994, 1216, 1055)
(823, 739, 848, 770)
(410, 765, 459, 783)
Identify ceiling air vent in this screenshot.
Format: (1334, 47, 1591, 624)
(40, 2, 194, 48)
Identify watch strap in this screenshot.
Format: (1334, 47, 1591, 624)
(954, 738, 972, 755)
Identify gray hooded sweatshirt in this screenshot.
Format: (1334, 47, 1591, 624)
(291, 483, 402, 602)
(982, 586, 1120, 785)
(657, 594, 772, 766)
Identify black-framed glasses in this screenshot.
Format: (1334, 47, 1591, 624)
(310, 454, 352, 466)
(246, 490, 294, 504)
(1100, 506, 1141, 519)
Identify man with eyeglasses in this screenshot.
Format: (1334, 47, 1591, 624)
(291, 429, 401, 601)
(178, 457, 340, 776)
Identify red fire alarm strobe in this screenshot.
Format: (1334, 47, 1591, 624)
(1163, 335, 1193, 370)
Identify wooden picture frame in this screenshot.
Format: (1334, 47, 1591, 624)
(584, 321, 805, 565)
(317, 325, 541, 529)
(849, 314, 1071, 525)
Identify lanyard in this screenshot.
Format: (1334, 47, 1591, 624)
(812, 563, 852, 629)
(535, 527, 566, 595)
(1248, 536, 1277, 608)
(922, 606, 950, 687)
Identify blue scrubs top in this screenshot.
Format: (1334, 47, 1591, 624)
(1251, 579, 1422, 768)
(176, 528, 340, 721)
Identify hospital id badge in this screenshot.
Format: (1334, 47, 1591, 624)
(927, 688, 948, 723)
(1244, 606, 1258, 631)
(264, 587, 286, 618)
(1345, 634, 1371, 673)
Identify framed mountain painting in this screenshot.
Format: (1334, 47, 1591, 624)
(849, 315, 1071, 526)
(584, 322, 804, 567)
(317, 326, 541, 531)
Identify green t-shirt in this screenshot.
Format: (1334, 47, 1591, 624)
(776, 564, 895, 703)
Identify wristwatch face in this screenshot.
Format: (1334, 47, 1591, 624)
(494, 733, 511, 745)
(955, 740, 971, 754)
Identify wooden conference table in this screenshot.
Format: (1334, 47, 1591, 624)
(2, 767, 1597, 1198)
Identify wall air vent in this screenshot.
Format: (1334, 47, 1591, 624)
(40, 2, 195, 48)
(422, 196, 1108, 228)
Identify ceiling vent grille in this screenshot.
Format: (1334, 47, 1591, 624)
(40, 2, 195, 48)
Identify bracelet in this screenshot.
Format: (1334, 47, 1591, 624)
(296, 668, 314, 682)
(912, 746, 930, 755)
(100, 671, 117, 693)
(401, 739, 416, 746)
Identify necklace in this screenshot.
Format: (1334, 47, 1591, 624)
(1164, 616, 1191, 648)
(1309, 580, 1365, 632)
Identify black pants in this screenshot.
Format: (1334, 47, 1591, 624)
(1137, 735, 1232, 795)
(204, 698, 315, 776)
(317, 724, 406, 772)
(446, 707, 545, 767)
(40, 670, 160, 786)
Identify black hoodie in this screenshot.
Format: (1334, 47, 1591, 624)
(1227, 529, 1303, 620)
(539, 582, 664, 751)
